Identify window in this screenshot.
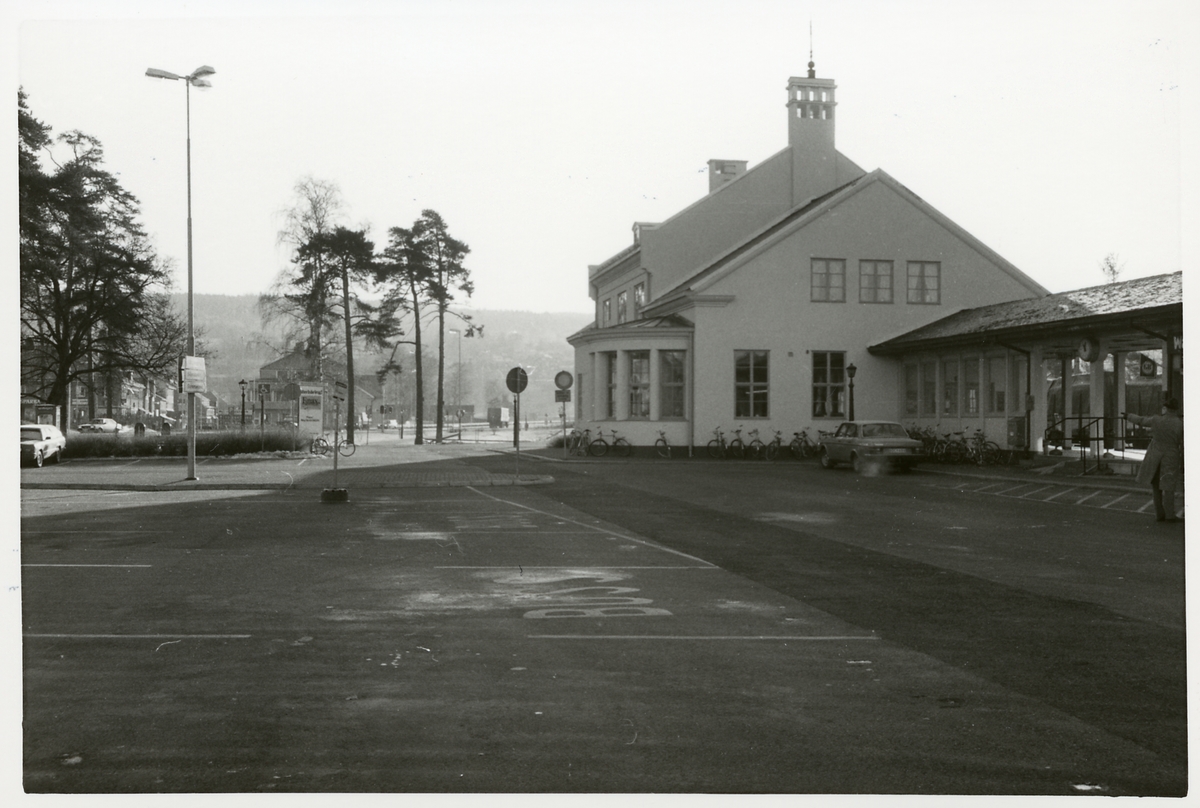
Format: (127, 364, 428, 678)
(633, 282, 646, 318)
(617, 291, 628, 324)
(942, 359, 959, 416)
(921, 361, 937, 416)
(811, 259, 846, 302)
(964, 358, 980, 415)
(904, 364, 918, 416)
(660, 351, 686, 418)
(986, 356, 1007, 413)
(629, 351, 650, 419)
(602, 299, 611, 326)
(859, 260, 893, 303)
(604, 352, 617, 418)
(812, 351, 846, 418)
(735, 350, 769, 418)
(907, 261, 941, 304)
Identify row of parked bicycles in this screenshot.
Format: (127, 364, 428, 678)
(568, 424, 1012, 466)
(566, 426, 828, 460)
(905, 425, 1007, 466)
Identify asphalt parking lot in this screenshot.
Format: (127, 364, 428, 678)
(17, 446, 1188, 795)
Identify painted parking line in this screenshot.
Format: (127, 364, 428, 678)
(1043, 487, 1077, 502)
(24, 634, 252, 639)
(438, 566, 718, 570)
(1100, 493, 1131, 509)
(528, 634, 880, 641)
(23, 564, 152, 568)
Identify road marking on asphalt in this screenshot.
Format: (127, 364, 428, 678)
(24, 634, 252, 639)
(527, 634, 880, 641)
(1043, 487, 1077, 502)
(437, 565, 717, 570)
(1100, 493, 1131, 509)
(22, 564, 152, 568)
(466, 487, 718, 567)
(993, 483, 1034, 496)
(1074, 490, 1102, 505)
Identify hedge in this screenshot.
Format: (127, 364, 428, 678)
(61, 429, 302, 459)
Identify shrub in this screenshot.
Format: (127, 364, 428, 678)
(61, 429, 300, 459)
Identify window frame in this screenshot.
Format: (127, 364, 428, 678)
(812, 351, 847, 419)
(617, 291, 628, 324)
(660, 350, 686, 419)
(628, 350, 650, 420)
(602, 299, 612, 326)
(633, 282, 646, 319)
(858, 260, 894, 304)
(906, 261, 942, 305)
(734, 350, 770, 419)
(811, 258, 846, 303)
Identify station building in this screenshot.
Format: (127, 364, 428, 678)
(567, 64, 1182, 454)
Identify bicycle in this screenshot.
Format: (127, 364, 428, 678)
(968, 429, 1002, 466)
(599, 428, 632, 458)
(789, 428, 817, 459)
(310, 436, 330, 456)
(707, 426, 746, 460)
(746, 428, 767, 460)
(568, 428, 603, 457)
(764, 429, 784, 461)
(654, 430, 672, 459)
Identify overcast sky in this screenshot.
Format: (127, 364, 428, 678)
(7, 0, 1198, 315)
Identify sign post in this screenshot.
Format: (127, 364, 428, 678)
(323, 380, 350, 503)
(554, 370, 574, 459)
(506, 367, 528, 479)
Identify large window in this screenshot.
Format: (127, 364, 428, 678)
(735, 350, 769, 418)
(617, 291, 628, 324)
(904, 365, 918, 416)
(633, 282, 646, 318)
(604, 352, 617, 418)
(964, 358, 980, 415)
(812, 351, 846, 418)
(602, 299, 611, 326)
(859, 260, 894, 303)
(660, 351, 686, 418)
(629, 351, 650, 419)
(811, 259, 846, 302)
(986, 356, 1007, 413)
(921, 361, 937, 416)
(942, 359, 959, 416)
(907, 261, 941, 304)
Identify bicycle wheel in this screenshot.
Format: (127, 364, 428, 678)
(338, 440, 356, 457)
(747, 439, 765, 460)
(789, 439, 804, 460)
(765, 441, 780, 461)
(727, 439, 745, 460)
(613, 438, 632, 458)
(945, 442, 967, 464)
(588, 438, 609, 457)
(707, 439, 724, 459)
(654, 438, 671, 459)
(982, 441, 1003, 466)
(310, 437, 330, 456)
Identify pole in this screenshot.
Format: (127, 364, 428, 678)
(514, 392, 520, 480)
(333, 398, 340, 489)
(260, 391, 265, 450)
(240, 389, 245, 430)
(185, 79, 197, 480)
(561, 400, 567, 460)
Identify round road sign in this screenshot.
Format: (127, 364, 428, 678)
(506, 367, 529, 394)
(554, 370, 574, 390)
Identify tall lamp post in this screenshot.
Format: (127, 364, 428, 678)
(239, 379, 248, 430)
(847, 363, 857, 421)
(146, 64, 215, 480)
(448, 328, 462, 410)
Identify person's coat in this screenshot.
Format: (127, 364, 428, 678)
(1127, 411, 1184, 489)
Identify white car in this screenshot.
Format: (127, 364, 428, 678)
(78, 417, 120, 433)
(21, 424, 66, 467)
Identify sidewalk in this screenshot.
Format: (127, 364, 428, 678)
(20, 442, 553, 492)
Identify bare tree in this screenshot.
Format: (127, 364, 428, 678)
(1099, 252, 1124, 284)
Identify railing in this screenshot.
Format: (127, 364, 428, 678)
(1043, 415, 1136, 476)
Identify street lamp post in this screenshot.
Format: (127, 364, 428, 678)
(847, 363, 857, 421)
(449, 328, 462, 410)
(146, 64, 214, 480)
(239, 379, 247, 430)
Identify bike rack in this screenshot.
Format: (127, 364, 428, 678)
(1043, 415, 1132, 476)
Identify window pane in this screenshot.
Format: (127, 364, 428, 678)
(921, 361, 937, 416)
(905, 365, 918, 415)
(942, 360, 959, 415)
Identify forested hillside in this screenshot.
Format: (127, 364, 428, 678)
(176, 294, 591, 421)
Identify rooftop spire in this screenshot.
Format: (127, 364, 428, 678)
(808, 21, 816, 78)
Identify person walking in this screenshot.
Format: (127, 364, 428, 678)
(1124, 398, 1184, 523)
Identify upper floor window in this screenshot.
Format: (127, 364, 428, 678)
(859, 260, 894, 303)
(602, 299, 612, 326)
(734, 350, 769, 418)
(617, 291, 628, 324)
(633, 282, 646, 318)
(907, 261, 941, 304)
(811, 259, 845, 302)
(604, 352, 617, 418)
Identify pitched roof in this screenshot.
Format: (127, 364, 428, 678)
(567, 313, 694, 343)
(870, 272, 1182, 353)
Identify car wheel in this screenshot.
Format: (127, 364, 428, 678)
(34, 450, 44, 468)
(851, 453, 863, 474)
(819, 449, 836, 469)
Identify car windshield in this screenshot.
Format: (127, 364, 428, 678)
(21, 428, 42, 440)
(861, 423, 909, 438)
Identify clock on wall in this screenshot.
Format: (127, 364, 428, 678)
(1077, 336, 1100, 363)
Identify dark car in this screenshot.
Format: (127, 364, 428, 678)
(21, 424, 67, 467)
(818, 420, 923, 473)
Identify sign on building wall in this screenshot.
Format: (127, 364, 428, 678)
(298, 383, 324, 437)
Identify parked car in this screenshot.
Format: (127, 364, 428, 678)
(818, 420, 923, 473)
(381, 420, 400, 430)
(21, 424, 66, 467)
(78, 417, 120, 433)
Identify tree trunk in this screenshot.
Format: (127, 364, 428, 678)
(410, 281, 424, 445)
(435, 304, 446, 442)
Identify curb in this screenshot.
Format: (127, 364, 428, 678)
(20, 475, 555, 493)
